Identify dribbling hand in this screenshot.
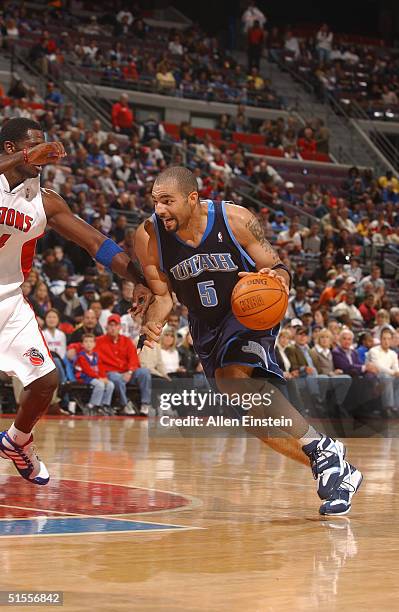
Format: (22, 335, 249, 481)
(238, 267, 289, 295)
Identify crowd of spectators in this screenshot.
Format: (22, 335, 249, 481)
(1, 75, 399, 417)
(0, 4, 398, 418)
(270, 22, 399, 119)
(0, 3, 283, 109)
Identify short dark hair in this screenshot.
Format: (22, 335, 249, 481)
(153, 165, 198, 197)
(0, 118, 42, 151)
(82, 333, 96, 341)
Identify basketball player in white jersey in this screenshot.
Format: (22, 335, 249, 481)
(0, 118, 151, 485)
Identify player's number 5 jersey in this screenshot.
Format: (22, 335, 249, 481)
(0, 175, 46, 301)
(152, 200, 257, 325)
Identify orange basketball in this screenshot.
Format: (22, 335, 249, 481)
(231, 273, 288, 330)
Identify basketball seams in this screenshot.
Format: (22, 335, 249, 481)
(231, 274, 288, 330)
(231, 287, 283, 305)
(235, 292, 285, 318)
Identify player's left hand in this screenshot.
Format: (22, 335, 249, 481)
(131, 283, 153, 317)
(238, 268, 289, 295)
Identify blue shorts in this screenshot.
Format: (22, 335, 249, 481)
(189, 312, 284, 381)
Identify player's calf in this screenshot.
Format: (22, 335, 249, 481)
(0, 370, 58, 486)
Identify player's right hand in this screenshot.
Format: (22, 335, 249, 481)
(141, 322, 163, 348)
(26, 142, 66, 165)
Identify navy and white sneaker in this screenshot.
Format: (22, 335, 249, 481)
(0, 431, 49, 485)
(319, 462, 363, 516)
(303, 436, 363, 516)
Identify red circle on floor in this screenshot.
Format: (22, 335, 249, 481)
(0, 476, 190, 518)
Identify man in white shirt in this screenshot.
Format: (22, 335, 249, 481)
(242, 1, 266, 32)
(367, 328, 399, 413)
(117, 10, 133, 25)
(284, 31, 300, 59)
(332, 290, 364, 327)
(277, 221, 302, 252)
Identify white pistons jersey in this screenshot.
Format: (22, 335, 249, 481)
(0, 174, 47, 301)
(0, 174, 55, 386)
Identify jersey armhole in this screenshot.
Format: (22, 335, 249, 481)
(151, 213, 165, 273)
(221, 201, 256, 270)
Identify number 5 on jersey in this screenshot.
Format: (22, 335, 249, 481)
(197, 280, 218, 307)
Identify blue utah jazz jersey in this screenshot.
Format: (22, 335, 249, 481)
(152, 200, 256, 324)
(152, 200, 283, 381)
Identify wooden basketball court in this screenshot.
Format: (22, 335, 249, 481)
(0, 415, 397, 611)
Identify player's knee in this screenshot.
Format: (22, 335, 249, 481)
(28, 369, 59, 399)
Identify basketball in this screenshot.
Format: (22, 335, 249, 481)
(231, 273, 288, 330)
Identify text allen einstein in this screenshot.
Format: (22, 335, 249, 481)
(160, 415, 293, 428)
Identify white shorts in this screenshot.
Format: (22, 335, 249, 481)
(0, 291, 56, 387)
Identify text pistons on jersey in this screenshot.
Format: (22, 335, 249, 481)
(170, 252, 238, 280)
(0, 207, 33, 233)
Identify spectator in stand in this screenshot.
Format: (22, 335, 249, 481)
(391, 307, 399, 330)
(316, 24, 333, 64)
(297, 127, 317, 154)
(271, 211, 288, 232)
(113, 280, 134, 316)
(356, 331, 374, 365)
(53, 280, 84, 324)
(178, 331, 205, 384)
(303, 184, 322, 211)
(287, 286, 312, 319)
(98, 291, 116, 330)
(169, 34, 184, 56)
(277, 221, 302, 252)
(358, 264, 385, 296)
(96, 314, 152, 416)
(156, 64, 176, 92)
(332, 290, 364, 328)
(313, 255, 335, 284)
(69, 309, 103, 343)
(29, 281, 53, 325)
(285, 326, 324, 413)
(253, 159, 283, 186)
(366, 328, 399, 415)
(303, 222, 322, 253)
(284, 31, 300, 59)
(43, 309, 66, 360)
(310, 328, 352, 408)
(332, 329, 378, 378)
(160, 328, 185, 376)
(371, 309, 395, 344)
(74, 333, 115, 415)
(111, 94, 134, 136)
(45, 81, 63, 109)
(318, 277, 347, 308)
(78, 284, 98, 312)
(247, 20, 265, 70)
(242, 1, 266, 32)
(275, 329, 295, 378)
(139, 115, 165, 144)
(139, 344, 169, 381)
(378, 170, 399, 194)
(292, 262, 310, 289)
(380, 86, 398, 106)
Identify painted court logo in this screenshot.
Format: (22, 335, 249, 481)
(23, 348, 45, 366)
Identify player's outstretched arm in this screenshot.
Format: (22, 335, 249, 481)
(134, 219, 173, 347)
(226, 204, 291, 293)
(42, 188, 152, 314)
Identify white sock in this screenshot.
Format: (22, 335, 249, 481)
(300, 425, 322, 448)
(7, 423, 31, 446)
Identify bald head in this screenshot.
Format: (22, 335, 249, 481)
(153, 166, 198, 197)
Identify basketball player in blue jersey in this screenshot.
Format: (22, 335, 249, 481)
(135, 166, 363, 516)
